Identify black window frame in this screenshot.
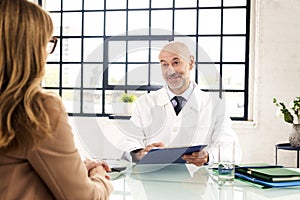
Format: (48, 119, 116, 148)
(41, 0, 251, 121)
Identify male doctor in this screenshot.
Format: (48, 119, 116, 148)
(121, 42, 242, 166)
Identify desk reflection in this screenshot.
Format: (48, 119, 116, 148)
(110, 164, 300, 200)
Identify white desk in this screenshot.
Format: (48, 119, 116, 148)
(109, 164, 300, 200)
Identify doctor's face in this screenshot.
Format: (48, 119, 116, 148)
(159, 49, 194, 95)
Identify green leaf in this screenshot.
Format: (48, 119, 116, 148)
(120, 93, 137, 103)
(284, 111, 294, 124)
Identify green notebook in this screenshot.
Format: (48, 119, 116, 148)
(236, 167, 300, 182)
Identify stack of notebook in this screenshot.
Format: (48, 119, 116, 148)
(235, 164, 300, 188)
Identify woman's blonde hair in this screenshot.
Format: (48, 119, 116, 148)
(0, 0, 54, 149)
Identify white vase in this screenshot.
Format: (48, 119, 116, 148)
(289, 124, 300, 147)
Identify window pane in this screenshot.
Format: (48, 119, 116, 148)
(47, 90, 60, 96)
(223, 9, 246, 34)
(62, 0, 82, 10)
(174, 36, 197, 58)
(150, 41, 168, 62)
(83, 64, 103, 88)
(175, 0, 197, 7)
(222, 64, 245, 90)
(224, 0, 247, 6)
(62, 90, 80, 113)
(190, 66, 196, 83)
(150, 63, 165, 85)
(84, 12, 104, 36)
(44, 0, 61, 11)
(49, 13, 61, 36)
(222, 36, 245, 62)
(84, 0, 104, 10)
(151, 0, 173, 8)
(62, 64, 81, 87)
(128, 0, 149, 9)
(128, 41, 149, 62)
(106, 11, 126, 36)
(108, 41, 126, 62)
(43, 64, 60, 87)
(198, 37, 220, 62)
(199, 0, 221, 7)
(83, 90, 102, 113)
(198, 64, 220, 90)
(198, 9, 221, 34)
(62, 12, 82, 36)
(105, 90, 118, 113)
(108, 64, 126, 85)
(225, 92, 245, 118)
(106, 0, 127, 9)
(62, 38, 82, 62)
(128, 64, 148, 85)
(128, 11, 149, 34)
(83, 38, 103, 62)
(174, 10, 197, 35)
(151, 10, 173, 33)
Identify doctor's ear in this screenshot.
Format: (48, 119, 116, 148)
(189, 55, 195, 69)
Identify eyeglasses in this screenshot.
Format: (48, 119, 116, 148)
(46, 36, 58, 54)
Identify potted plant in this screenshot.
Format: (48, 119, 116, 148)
(273, 96, 300, 147)
(119, 93, 137, 114)
(120, 93, 137, 104)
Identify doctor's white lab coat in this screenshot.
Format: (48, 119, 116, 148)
(121, 82, 242, 164)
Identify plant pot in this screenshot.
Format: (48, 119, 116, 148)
(112, 102, 133, 114)
(289, 124, 300, 147)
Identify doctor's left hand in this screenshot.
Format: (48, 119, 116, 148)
(181, 149, 208, 167)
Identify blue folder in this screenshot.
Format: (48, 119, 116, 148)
(235, 172, 300, 188)
(137, 145, 207, 164)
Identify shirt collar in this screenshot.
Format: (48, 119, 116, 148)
(166, 81, 195, 101)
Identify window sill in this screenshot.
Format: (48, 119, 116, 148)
(232, 120, 257, 129)
(108, 114, 131, 120)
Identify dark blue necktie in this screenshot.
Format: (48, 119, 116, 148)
(172, 96, 185, 115)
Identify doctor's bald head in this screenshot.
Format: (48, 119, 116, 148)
(158, 42, 195, 95)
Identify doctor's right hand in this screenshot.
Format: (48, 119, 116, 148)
(144, 142, 165, 153)
(130, 142, 165, 162)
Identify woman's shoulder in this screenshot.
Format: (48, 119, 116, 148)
(39, 91, 66, 113)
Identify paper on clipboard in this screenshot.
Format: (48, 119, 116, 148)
(137, 145, 207, 164)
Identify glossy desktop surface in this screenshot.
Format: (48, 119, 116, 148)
(109, 164, 300, 200)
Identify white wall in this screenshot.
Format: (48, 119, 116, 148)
(70, 0, 300, 167)
(236, 0, 300, 166)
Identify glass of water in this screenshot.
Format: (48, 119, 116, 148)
(217, 141, 235, 185)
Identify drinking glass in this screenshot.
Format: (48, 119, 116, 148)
(218, 141, 235, 185)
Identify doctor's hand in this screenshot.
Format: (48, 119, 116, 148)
(130, 142, 165, 162)
(181, 149, 208, 167)
(144, 142, 165, 152)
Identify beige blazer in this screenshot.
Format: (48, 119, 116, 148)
(0, 94, 113, 200)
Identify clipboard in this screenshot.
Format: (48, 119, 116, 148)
(137, 145, 207, 164)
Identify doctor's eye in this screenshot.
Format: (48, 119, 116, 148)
(172, 61, 181, 67)
(160, 63, 169, 68)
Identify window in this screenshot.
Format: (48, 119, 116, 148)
(42, 0, 250, 120)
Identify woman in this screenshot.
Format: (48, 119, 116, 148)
(0, 0, 113, 199)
